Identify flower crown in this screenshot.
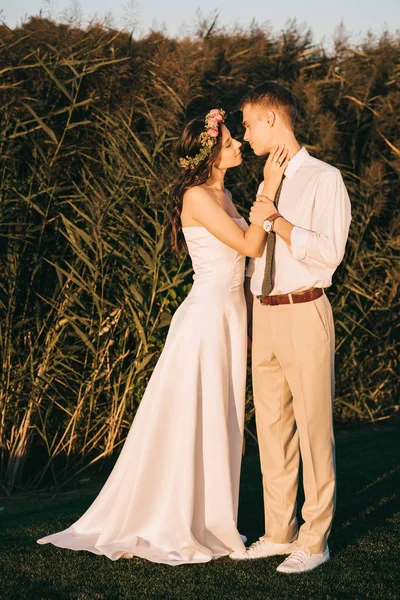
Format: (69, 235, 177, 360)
(179, 108, 226, 170)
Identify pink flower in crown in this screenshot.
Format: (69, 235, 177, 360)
(208, 128, 219, 137)
(208, 117, 219, 128)
(209, 109, 223, 121)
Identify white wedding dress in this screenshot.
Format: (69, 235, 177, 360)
(37, 217, 248, 565)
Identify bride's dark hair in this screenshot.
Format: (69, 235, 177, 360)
(171, 117, 223, 256)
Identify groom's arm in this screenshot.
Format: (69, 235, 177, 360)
(270, 218, 294, 246)
(255, 180, 294, 246)
(288, 170, 351, 268)
(253, 169, 351, 269)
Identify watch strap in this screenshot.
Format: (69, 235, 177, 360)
(268, 213, 282, 223)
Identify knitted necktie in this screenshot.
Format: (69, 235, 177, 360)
(261, 175, 285, 296)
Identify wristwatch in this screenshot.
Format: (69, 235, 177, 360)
(262, 213, 282, 233)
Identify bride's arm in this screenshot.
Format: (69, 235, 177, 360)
(182, 145, 289, 257)
(182, 186, 266, 257)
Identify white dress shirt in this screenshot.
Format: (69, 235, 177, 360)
(246, 147, 352, 296)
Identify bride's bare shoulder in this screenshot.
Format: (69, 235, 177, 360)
(181, 186, 218, 227)
(184, 184, 209, 197)
(183, 185, 216, 207)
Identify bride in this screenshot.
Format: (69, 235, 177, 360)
(37, 109, 288, 565)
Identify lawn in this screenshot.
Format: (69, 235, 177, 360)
(1, 424, 399, 600)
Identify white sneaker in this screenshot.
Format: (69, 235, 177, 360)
(276, 546, 330, 573)
(230, 537, 297, 560)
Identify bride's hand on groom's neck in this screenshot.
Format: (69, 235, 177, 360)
(262, 144, 289, 199)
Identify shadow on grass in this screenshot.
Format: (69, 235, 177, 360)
(0, 423, 399, 600)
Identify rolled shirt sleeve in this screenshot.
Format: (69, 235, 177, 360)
(290, 169, 351, 269)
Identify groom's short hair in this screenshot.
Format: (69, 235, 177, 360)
(239, 81, 297, 128)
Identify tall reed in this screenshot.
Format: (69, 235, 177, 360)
(0, 18, 398, 491)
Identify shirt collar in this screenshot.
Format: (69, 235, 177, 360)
(284, 146, 309, 180)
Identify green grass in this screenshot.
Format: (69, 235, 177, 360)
(1, 424, 399, 600)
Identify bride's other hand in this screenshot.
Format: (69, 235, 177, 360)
(262, 145, 289, 200)
(249, 197, 276, 227)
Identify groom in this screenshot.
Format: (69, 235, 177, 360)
(230, 81, 351, 573)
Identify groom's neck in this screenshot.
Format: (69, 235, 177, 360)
(277, 132, 301, 160)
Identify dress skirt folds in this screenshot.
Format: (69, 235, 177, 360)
(37, 217, 248, 565)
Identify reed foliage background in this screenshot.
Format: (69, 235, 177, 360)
(0, 16, 399, 492)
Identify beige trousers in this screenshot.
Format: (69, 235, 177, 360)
(252, 292, 336, 554)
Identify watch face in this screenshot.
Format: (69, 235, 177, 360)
(263, 219, 272, 233)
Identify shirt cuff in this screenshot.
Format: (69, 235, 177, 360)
(245, 258, 255, 278)
(290, 226, 311, 260)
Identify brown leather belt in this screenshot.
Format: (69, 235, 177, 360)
(258, 287, 324, 306)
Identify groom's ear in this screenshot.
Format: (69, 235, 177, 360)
(265, 110, 276, 127)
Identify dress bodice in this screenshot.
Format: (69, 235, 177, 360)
(182, 217, 248, 292)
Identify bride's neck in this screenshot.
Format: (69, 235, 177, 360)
(205, 168, 226, 191)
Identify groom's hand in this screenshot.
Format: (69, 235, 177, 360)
(249, 198, 276, 228)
